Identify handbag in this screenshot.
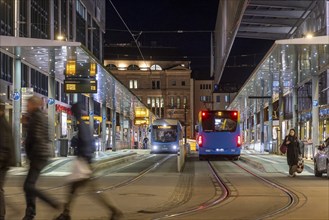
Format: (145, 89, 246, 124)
(280, 143, 287, 154)
(67, 157, 92, 182)
(296, 156, 304, 173)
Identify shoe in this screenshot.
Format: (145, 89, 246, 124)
(22, 216, 34, 220)
(110, 211, 123, 220)
(54, 213, 71, 220)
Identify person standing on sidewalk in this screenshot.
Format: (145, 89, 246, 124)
(0, 101, 15, 220)
(55, 103, 123, 220)
(22, 96, 60, 220)
(284, 128, 301, 177)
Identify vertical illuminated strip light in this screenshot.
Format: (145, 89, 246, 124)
(66, 59, 76, 76)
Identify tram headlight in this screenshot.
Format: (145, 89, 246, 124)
(172, 145, 177, 150)
(152, 145, 158, 150)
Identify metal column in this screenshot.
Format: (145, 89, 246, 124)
(89, 96, 94, 134)
(292, 48, 299, 133)
(101, 103, 107, 151)
(311, 44, 320, 150)
(111, 83, 117, 151)
(13, 0, 21, 166)
(268, 61, 274, 153)
(48, 50, 56, 157)
(260, 80, 265, 152)
(253, 100, 258, 148)
(13, 48, 21, 166)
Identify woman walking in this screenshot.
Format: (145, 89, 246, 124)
(284, 128, 301, 177)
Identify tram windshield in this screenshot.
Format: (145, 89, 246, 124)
(152, 125, 177, 143)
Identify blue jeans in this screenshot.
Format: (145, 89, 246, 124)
(0, 168, 8, 220)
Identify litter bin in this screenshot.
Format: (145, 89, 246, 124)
(58, 138, 69, 157)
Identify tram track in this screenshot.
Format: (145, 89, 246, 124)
(153, 159, 299, 220)
(5, 154, 173, 198)
(231, 161, 298, 220)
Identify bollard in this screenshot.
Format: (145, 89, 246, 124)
(177, 151, 181, 172)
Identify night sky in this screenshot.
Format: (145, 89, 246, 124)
(104, 0, 274, 84)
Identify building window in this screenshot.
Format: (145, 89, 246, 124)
(129, 80, 138, 89)
(147, 97, 151, 105)
(225, 95, 230, 103)
(200, 84, 202, 90)
(106, 64, 117, 70)
(76, 0, 87, 21)
(152, 80, 160, 89)
(127, 64, 140, 70)
(181, 81, 186, 86)
(200, 96, 211, 102)
(170, 97, 174, 108)
(150, 64, 162, 70)
(216, 95, 220, 103)
(183, 96, 187, 106)
(209, 84, 212, 90)
(177, 97, 181, 108)
(171, 80, 176, 86)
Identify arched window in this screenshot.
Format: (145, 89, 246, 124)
(105, 64, 117, 70)
(150, 64, 162, 70)
(127, 64, 140, 70)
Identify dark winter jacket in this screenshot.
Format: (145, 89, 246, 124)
(284, 135, 300, 166)
(76, 118, 94, 163)
(25, 109, 51, 162)
(0, 115, 14, 169)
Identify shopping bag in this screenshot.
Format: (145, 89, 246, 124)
(67, 157, 92, 182)
(296, 156, 304, 173)
(280, 143, 287, 154)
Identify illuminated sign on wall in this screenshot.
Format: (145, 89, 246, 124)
(64, 79, 97, 93)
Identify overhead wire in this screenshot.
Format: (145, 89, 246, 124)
(107, 0, 146, 61)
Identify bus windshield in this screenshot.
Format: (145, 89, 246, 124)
(202, 112, 237, 132)
(153, 126, 177, 142)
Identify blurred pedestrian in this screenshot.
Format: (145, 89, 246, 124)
(0, 101, 14, 220)
(284, 128, 301, 177)
(55, 103, 123, 220)
(22, 96, 60, 220)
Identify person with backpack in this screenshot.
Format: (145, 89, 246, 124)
(22, 96, 60, 220)
(55, 103, 123, 220)
(0, 100, 14, 220)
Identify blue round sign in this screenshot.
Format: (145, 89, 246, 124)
(89, 111, 94, 116)
(48, 98, 55, 105)
(13, 92, 20, 101)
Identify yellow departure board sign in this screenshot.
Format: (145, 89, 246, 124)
(64, 79, 97, 93)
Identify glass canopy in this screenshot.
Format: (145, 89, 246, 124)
(0, 36, 148, 118)
(229, 36, 329, 118)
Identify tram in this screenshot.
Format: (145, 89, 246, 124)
(149, 119, 184, 154)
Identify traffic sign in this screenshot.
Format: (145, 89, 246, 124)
(48, 98, 55, 105)
(12, 92, 20, 101)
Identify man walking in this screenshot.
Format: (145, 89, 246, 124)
(22, 96, 60, 220)
(0, 100, 14, 220)
(55, 103, 123, 220)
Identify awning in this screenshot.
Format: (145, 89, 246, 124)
(229, 36, 329, 116)
(0, 36, 146, 115)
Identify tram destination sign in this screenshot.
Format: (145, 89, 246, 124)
(64, 78, 97, 93)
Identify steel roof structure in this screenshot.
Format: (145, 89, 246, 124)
(238, 0, 316, 40)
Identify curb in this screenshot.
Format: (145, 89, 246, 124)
(240, 156, 266, 172)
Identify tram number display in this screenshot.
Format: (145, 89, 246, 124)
(64, 79, 97, 93)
